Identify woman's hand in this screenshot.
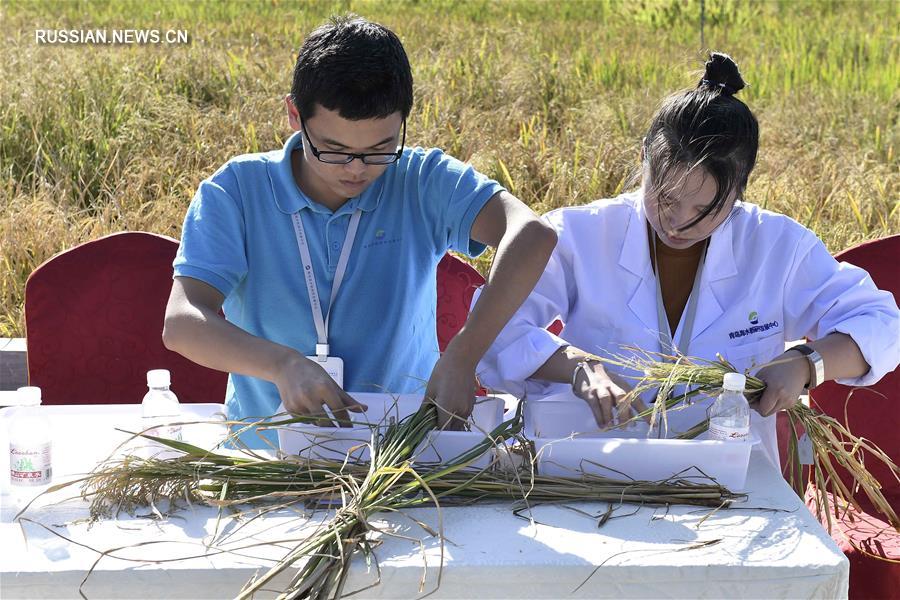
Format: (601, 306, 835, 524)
(752, 351, 810, 417)
(572, 362, 647, 428)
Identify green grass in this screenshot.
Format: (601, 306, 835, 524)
(1, 0, 897, 336)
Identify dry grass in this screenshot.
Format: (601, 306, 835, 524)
(1, 0, 897, 336)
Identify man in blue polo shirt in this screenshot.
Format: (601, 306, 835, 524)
(162, 15, 556, 443)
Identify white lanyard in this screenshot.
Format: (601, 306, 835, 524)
(291, 209, 362, 359)
(652, 234, 708, 357)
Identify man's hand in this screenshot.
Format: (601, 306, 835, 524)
(753, 351, 809, 417)
(272, 352, 366, 427)
(572, 362, 647, 428)
(425, 349, 479, 431)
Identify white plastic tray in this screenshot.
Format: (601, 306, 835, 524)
(526, 393, 757, 490)
(276, 393, 505, 470)
(525, 392, 653, 439)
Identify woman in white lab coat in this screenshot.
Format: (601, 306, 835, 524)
(475, 53, 900, 466)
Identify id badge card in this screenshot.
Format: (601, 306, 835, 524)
(306, 355, 344, 389)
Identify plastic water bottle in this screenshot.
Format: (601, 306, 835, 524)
(141, 369, 182, 446)
(9, 386, 52, 508)
(708, 372, 750, 442)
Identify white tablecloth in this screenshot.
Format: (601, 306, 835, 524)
(0, 404, 848, 599)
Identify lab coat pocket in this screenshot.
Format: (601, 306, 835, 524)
(723, 335, 786, 375)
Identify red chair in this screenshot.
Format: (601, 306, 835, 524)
(435, 252, 566, 346)
(435, 254, 486, 352)
(781, 234, 900, 600)
(24, 232, 227, 405)
(547, 320, 564, 336)
(436, 254, 567, 396)
(435, 254, 491, 395)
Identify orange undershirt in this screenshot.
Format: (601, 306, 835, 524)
(649, 230, 705, 335)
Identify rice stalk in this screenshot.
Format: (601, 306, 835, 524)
(589, 349, 900, 538)
(27, 400, 742, 599)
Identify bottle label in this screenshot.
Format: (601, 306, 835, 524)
(10, 442, 52, 486)
(709, 423, 749, 442)
(145, 423, 183, 442)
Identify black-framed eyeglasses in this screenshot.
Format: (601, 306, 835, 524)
(300, 119, 406, 165)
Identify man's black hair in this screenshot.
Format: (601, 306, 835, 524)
(291, 14, 413, 121)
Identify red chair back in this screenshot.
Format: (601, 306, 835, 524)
(24, 232, 227, 405)
(434, 254, 566, 347)
(436, 254, 485, 352)
(435, 254, 489, 395)
(809, 234, 900, 500)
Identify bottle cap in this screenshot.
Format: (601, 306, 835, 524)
(147, 369, 171, 388)
(16, 386, 42, 406)
(723, 372, 746, 392)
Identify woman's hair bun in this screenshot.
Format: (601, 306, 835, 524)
(699, 52, 746, 97)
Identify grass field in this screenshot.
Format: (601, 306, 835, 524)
(1, 0, 897, 337)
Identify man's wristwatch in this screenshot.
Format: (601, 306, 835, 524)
(790, 344, 825, 389)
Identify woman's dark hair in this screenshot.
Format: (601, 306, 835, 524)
(643, 52, 759, 230)
(290, 15, 413, 121)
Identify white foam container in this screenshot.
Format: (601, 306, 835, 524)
(526, 393, 757, 490)
(276, 393, 505, 470)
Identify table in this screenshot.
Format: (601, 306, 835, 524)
(0, 404, 849, 599)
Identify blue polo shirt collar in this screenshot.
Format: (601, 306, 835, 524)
(268, 131, 385, 216)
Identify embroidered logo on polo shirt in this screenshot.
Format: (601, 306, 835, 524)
(748, 311, 759, 325)
(362, 229, 401, 249)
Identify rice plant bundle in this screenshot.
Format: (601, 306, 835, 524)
(23, 400, 742, 599)
(592, 348, 900, 536)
